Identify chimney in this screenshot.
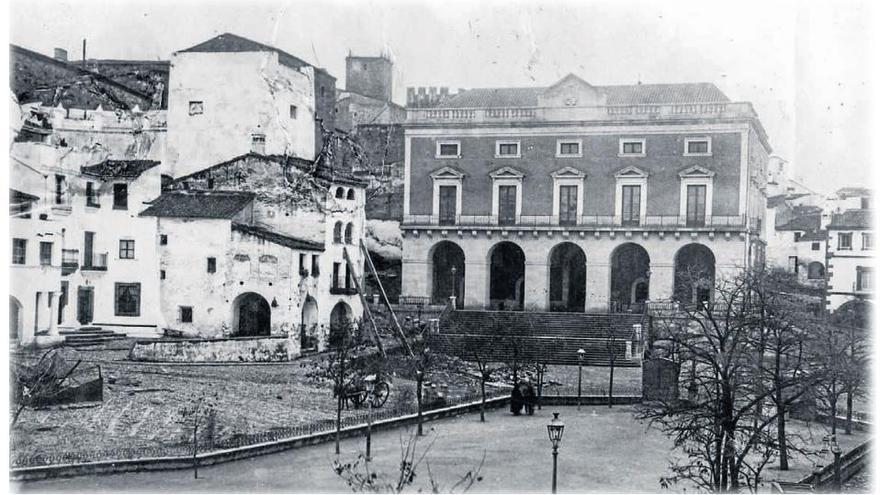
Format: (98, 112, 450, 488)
(53, 48, 68, 62)
(428, 87, 438, 105)
(417, 87, 427, 107)
(407, 87, 416, 107)
(439, 87, 449, 100)
(82, 39, 87, 69)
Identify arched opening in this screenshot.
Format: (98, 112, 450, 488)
(301, 296, 318, 350)
(807, 261, 825, 280)
(549, 242, 586, 312)
(329, 301, 354, 347)
(346, 189, 355, 200)
(344, 223, 354, 244)
(232, 292, 271, 337)
(430, 241, 465, 305)
(489, 241, 525, 311)
(335, 187, 345, 199)
(333, 222, 343, 244)
(610, 243, 651, 312)
(674, 244, 716, 305)
(10, 296, 22, 341)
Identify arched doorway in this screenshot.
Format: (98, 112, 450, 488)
(329, 301, 354, 347)
(430, 241, 465, 305)
(549, 242, 586, 312)
(807, 261, 825, 280)
(232, 292, 271, 337)
(674, 244, 716, 305)
(489, 241, 525, 310)
(610, 243, 651, 312)
(10, 296, 22, 341)
(301, 296, 318, 349)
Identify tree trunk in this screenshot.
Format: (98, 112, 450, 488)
(480, 378, 486, 422)
(608, 360, 614, 408)
(777, 398, 789, 470)
(537, 365, 544, 410)
(830, 383, 838, 435)
(845, 389, 853, 435)
(335, 395, 342, 455)
(416, 375, 424, 436)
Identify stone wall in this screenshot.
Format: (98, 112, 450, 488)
(128, 334, 298, 362)
(641, 358, 680, 401)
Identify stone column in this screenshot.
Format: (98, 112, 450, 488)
(585, 263, 610, 312)
(48, 292, 59, 336)
(463, 260, 488, 309)
(649, 262, 675, 301)
(524, 260, 549, 311)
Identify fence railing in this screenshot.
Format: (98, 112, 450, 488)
(402, 214, 752, 230)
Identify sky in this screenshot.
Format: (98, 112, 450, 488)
(9, 0, 878, 195)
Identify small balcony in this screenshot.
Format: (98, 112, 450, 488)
(81, 252, 109, 271)
(330, 286, 358, 296)
(402, 214, 756, 231)
(61, 249, 79, 275)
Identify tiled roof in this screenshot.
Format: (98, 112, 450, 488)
(81, 160, 160, 180)
(178, 33, 323, 74)
(139, 191, 255, 219)
(776, 212, 821, 232)
(437, 82, 730, 108)
(834, 187, 871, 199)
(798, 230, 827, 242)
(232, 223, 323, 252)
(828, 210, 872, 229)
(10, 188, 39, 203)
(767, 195, 788, 208)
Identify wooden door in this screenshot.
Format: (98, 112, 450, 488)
(77, 286, 94, 325)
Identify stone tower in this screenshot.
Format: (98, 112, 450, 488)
(345, 55, 393, 102)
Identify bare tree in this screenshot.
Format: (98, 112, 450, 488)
(604, 324, 618, 408)
(406, 334, 439, 436)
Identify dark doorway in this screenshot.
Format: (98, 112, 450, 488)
(610, 243, 650, 312)
(233, 292, 271, 337)
(329, 301, 353, 347)
(674, 244, 716, 305)
(77, 286, 94, 325)
(431, 241, 465, 305)
(489, 242, 525, 310)
(498, 186, 517, 225)
(10, 297, 22, 340)
(549, 242, 586, 312)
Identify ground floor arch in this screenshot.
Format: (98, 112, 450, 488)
(232, 292, 271, 337)
(489, 241, 525, 310)
(430, 241, 465, 305)
(610, 243, 651, 311)
(807, 261, 825, 280)
(329, 301, 354, 347)
(673, 243, 716, 305)
(300, 295, 319, 348)
(10, 296, 22, 341)
(549, 242, 586, 312)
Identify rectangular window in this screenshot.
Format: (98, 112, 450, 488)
(12, 238, 26, 264)
(188, 101, 204, 116)
(333, 262, 341, 289)
(299, 253, 308, 276)
(311, 255, 320, 276)
(159, 234, 168, 246)
(345, 264, 352, 289)
(289, 105, 298, 119)
(438, 185, 457, 226)
(812, 242, 821, 251)
(620, 139, 645, 156)
(436, 141, 460, 158)
(119, 239, 135, 259)
(857, 267, 873, 292)
(788, 256, 798, 274)
(685, 139, 711, 155)
(557, 140, 582, 157)
(114, 283, 141, 316)
(251, 133, 266, 153)
(498, 185, 517, 225)
(207, 257, 217, 273)
(686, 185, 707, 227)
(39, 242, 53, 266)
(496, 141, 520, 157)
(180, 306, 193, 323)
(86, 182, 100, 207)
(160, 269, 166, 280)
(838, 233, 853, 250)
(621, 185, 641, 226)
(55, 174, 66, 204)
(794, 232, 802, 242)
(861, 197, 871, 209)
(113, 183, 128, 210)
(559, 185, 578, 226)
(862, 233, 873, 250)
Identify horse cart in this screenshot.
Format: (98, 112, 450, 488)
(336, 373, 391, 409)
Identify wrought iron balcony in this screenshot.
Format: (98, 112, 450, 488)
(402, 214, 758, 231)
(81, 252, 108, 271)
(61, 249, 79, 275)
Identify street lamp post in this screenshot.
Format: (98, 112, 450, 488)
(577, 349, 586, 410)
(547, 412, 565, 494)
(451, 266, 458, 309)
(364, 374, 376, 461)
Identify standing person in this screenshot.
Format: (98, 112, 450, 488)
(522, 378, 536, 416)
(510, 380, 523, 415)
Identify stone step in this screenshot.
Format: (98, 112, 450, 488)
(59, 328, 117, 336)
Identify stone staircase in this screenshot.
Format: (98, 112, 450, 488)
(429, 310, 647, 367)
(59, 326, 127, 347)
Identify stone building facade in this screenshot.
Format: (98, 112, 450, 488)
(825, 188, 873, 312)
(400, 74, 770, 312)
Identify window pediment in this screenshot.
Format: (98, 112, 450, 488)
(489, 166, 525, 179)
(551, 166, 586, 179)
(679, 165, 716, 178)
(430, 166, 465, 180)
(614, 166, 649, 178)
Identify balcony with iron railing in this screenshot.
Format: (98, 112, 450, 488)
(402, 214, 758, 231)
(81, 252, 108, 271)
(406, 101, 758, 125)
(61, 249, 79, 275)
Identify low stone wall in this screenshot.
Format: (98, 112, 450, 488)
(128, 334, 297, 363)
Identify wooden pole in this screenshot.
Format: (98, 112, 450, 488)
(342, 247, 386, 358)
(360, 240, 413, 357)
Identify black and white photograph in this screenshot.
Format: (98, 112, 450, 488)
(5, 0, 877, 492)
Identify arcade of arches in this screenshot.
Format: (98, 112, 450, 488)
(413, 239, 724, 312)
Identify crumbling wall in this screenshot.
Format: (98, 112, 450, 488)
(128, 334, 298, 362)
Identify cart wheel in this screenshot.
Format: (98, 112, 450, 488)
(352, 391, 367, 408)
(371, 381, 390, 408)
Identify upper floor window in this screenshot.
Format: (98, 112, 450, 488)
(12, 239, 26, 265)
(436, 141, 461, 158)
(207, 257, 217, 273)
(794, 232, 802, 242)
(495, 140, 521, 158)
(857, 266, 873, 292)
(180, 306, 193, 323)
(290, 105, 298, 119)
(251, 133, 266, 154)
(838, 232, 853, 250)
(86, 182, 100, 208)
(311, 255, 320, 277)
(344, 223, 354, 244)
(299, 253, 308, 276)
(160, 234, 168, 246)
(55, 174, 66, 205)
(39, 242, 53, 266)
(862, 233, 873, 250)
(684, 137, 712, 156)
(812, 242, 821, 251)
(619, 139, 645, 157)
(335, 187, 346, 199)
(119, 240, 135, 259)
(113, 183, 128, 210)
(556, 139, 582, 158)
(861, 197, 871, 209)
(346, 189, 355, 201)
(333, 222, 343, 243)
(188, 101, 204, 116)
